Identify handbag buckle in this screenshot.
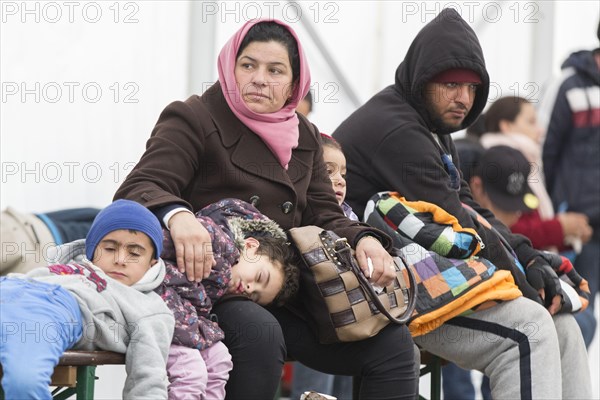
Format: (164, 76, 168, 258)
(402, 287, 410, 303)
(334, 237, 350, 251)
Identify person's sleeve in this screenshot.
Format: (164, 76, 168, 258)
(197, 216, 233, 302)
(373, 125, 506, 257)
(161, 261, 212, 315)
(448, 138, 541, 266)
(301, 123, 392, 249)
(157, 260, 226, 349)
(542, 84, 573, 195)
(510, 211, 566, 251)
(122, 311, 174, 398)
(363, 126, 540, 299)
(374, 125, 470, 222)
(157, 205, 193, 229)
(163, 216, 230, 318)
(114, 100, 207, 212)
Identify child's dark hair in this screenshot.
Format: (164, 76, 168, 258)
(321, 133, 341, 150)
(253, 235, 299, 306)
(302, 90, 313, 112)
(238, 21, 300, 84)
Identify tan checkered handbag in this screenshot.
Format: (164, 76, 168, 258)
(288, 226, 417, 344)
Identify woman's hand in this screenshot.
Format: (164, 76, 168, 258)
(168, 211, 216, 282)
(355, 236, 396, 287)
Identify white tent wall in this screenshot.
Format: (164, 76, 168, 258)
(1, 1, 191, 211)
(1, 1, 599, 211)
(1, 1, 599, 398)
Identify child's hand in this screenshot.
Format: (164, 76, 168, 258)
(169, 211, 216, 282)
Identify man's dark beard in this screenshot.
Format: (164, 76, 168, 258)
(423, 100, 463, 135)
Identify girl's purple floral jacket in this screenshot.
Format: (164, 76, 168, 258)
(154, 198, 286, 350)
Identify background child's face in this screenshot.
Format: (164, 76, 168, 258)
(228, 238, 284, 305)
(92, 229, 157, 286)
(323, 146, 347, 205)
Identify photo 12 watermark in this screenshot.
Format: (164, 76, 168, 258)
(200, 80, 341, 105)
(1, 161, 137, 185)
(0, 160, 322, 186)
(488, 81, 540, 103)
(1, 1, 140, 24)
(1, 82, 140, 104)
(400, 1, 540, 24)
(0, 320, 140, 344)
(199, 1, 340, 24)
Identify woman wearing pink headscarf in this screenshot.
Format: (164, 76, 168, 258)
(115, 19, 417, 399)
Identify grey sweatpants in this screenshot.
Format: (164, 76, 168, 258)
(414, 297, 591, 399)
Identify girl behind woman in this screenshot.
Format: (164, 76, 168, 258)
(289, 134, 355, 400)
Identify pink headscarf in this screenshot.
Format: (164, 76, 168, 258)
(217, 19, 311, 169)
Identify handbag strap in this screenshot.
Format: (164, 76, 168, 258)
(332, 235, 418, 325)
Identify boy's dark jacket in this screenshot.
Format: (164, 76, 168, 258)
(334, 9, 540, 301)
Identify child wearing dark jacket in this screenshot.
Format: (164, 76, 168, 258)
(157, 198, 299, 399)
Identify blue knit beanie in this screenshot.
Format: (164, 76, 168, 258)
(85, 200, 163, 260)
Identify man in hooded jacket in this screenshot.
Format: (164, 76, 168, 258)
(334, 9, 591, 399)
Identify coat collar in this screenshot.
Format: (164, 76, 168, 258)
(201, 82, 316, 185)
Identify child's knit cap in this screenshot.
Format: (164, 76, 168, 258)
(85, 199, 163, 260)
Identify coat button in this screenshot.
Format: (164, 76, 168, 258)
(281, 201, 293, 214)
(249, 195, 260, 207)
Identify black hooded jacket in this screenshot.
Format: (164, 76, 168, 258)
(333, 9, 540, 301)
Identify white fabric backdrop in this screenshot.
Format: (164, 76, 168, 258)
(2, 1, 599, 398)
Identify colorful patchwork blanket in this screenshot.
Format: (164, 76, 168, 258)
(365, 192, 521, 336)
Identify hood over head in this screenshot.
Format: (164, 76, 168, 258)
(228, 216, 287, 250)
(562, 50, 600, 86)
(394, 8, 490, 133)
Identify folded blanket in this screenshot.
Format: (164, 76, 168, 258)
(365, 192, 521, 336)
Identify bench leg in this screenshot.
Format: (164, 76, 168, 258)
(429, 356, 441, 400)
(76, 365, 96, 400)
(418, 356, 442, 400)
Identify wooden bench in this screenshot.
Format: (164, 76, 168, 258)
(0, 350, 125, 400)
(2, 349, 443, 400)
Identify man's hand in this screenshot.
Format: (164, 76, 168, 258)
(168, 211, 216, 282)
(355, 236, 396, 287)
(526, 256, 563, 314)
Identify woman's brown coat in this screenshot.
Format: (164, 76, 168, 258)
(115, 82, 389, 247)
